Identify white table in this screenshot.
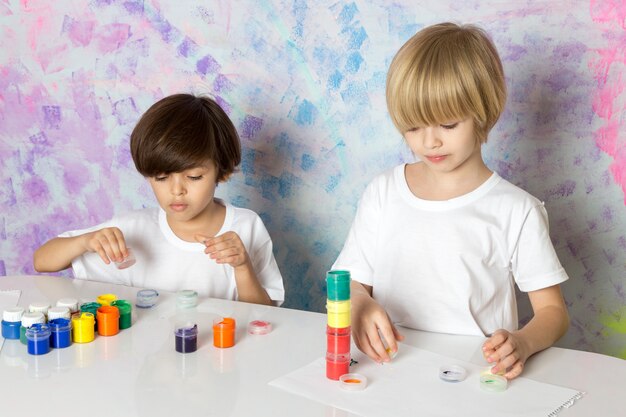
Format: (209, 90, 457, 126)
(1, 275, 623, 417)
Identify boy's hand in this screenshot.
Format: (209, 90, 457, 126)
(196, 232, 250, 269)
(482, 329, 531, 380)
(83, 227, 128, 264)
(352, 295, 404, 363)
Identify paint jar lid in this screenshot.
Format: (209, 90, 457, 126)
(97, 305, 120, 318)
(47, 307, 71, 321)
(29, 302, 51, 315)
(174, 323, 198, 338)
(248, 320, 272, 335)
(326, 352, 351, 363)
(339, 373, 368, 391)
(213, 317, 236, 329)
(115, 247, 136, 270)
(480, 374, 508, 392)
(21, 311, 46, 327)
(80, 302, 102, 315)
(439, 365, 467, 382)
(96, 293, 117, 306)
(49, 318, 72, 332)
(57, 298, 79, 312)
(111, 300, 132, 314)
(3, 307, 24, 322)
(177, 290, 198, 309)
(72, 312, 95, 325)
(136, 289, 159, 308)
(326, 270, 351, 300)
(26, 323, 51, 339)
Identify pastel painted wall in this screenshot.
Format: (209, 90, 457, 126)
(1, 1, 624, 357)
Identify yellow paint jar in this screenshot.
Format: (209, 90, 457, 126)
(327, 300, 351, 328)
(72, 312, 95, 343)
(96, 293, 117, 306)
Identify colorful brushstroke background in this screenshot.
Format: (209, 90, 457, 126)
(0, 1, 624, 358)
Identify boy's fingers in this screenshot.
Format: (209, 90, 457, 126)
(96, 247, 110, 264)
(194, 234, 210, 245)
(504, 361, 524, 380)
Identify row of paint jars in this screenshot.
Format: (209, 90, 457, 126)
(326, 270, 351, 380)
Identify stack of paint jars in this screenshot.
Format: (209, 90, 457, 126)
(326, 270, 351, 380)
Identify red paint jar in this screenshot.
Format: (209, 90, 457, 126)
(327, 325, 350, 354)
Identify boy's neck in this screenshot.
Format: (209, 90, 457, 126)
(166, 198, 226, 242)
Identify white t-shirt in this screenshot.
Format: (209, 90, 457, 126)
(332, 164, 568, 336)
(60, 202, 285, 304)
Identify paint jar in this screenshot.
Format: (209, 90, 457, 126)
(326, 352, 350, 380)
(480, 373, 508, 392)
(136, 289, 159, 308)
(47, 306, 71, 321)
(115, 247, 136, 269)
(377, 328, 398, 359)
(326, 300, 351, 328)
(28, 302, 51, 319)
(213, 317, 236, 348)
(20, 312, 46, 345)
(96, 293, 117, 306)
(326, 270, 351, 301)
(2, 307, 24, 340)
(175, 324, 198, 353)
(111, 300, 132, 329)
(439, 365, 467, 382)
(80, 302, 102, 331)
(177, 290, 198, 309)
(56, 298, 79, 313)
(339, 373, 368, 391)
(72, 312, 95, 343)
(96, 306, 120, 336)
(327, 325, 350, 355)
(248, 320, 272, 335)
(26, 323, 51, 355)
(49, 318, 72, 349)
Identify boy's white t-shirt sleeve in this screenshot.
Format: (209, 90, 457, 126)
(332, 180, 381, 286)
(511, 203, 569, 292)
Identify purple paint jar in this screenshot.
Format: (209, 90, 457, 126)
(26, 323, 51, 355)
(49, 318, 72, 349)
(175, 324, 198, 354)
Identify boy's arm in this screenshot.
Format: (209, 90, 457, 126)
(483, 284, 569, 379)
(33, 235, 90, 273)
(233, 259, 272, 305)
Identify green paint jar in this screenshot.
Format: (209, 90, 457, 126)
(326, 270, 351, 301)
(111, 300, 132, 329)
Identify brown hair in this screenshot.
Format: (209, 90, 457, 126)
(386, 22, 506, 142)
(130, 94, 241, 182)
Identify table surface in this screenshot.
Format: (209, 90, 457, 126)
(1, 275, 624, 417)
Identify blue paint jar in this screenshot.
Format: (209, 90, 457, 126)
(26, 323, 51, 355)
(49, 318, 72, 349)
(1, 307, 24, 340)
(136, 289, 159, 308)
(20, 312, 46, 345)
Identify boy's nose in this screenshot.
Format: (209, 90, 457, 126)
(170, 181, 186, 196)
(423, 127, 442, 149)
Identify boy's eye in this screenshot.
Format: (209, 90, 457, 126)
(188, 175, 203, 181)
(441, 123, 459, 130)
(154, 176, 168, 182)
(406, 127, 420, 133)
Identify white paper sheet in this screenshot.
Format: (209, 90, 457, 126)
(270, 344, 583, 417)
(0, 290, 22, 352)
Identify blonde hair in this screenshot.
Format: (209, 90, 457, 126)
(386, 22, 506, 142)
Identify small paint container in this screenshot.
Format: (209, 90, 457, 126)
(80, 302, 102, 331)
(2, 307, 24, 340)
(72, 312, 95, 343)
(47, 306, 71, 321)
(480, 374, 508, 392)
(111, 300, 132, 329)
(248, 320, 272, 335)
(213, 317, 236, 348)
(96, 305, 120, 336)
(175, 324, 198, 353)
(29, 302, 51, 318)
(326, 270, 351, 301)
(327, 325, 350, 354)
(439, 365, 467, 382)
(177, 290, 198, 309)
(26, 323, 51, 355)
(377, 328, 398, 360)
(326, 352, 350, 380)
(96, 293, 117, 306)
(56, 298, 79, 313)
(136, 289, 159, 308)
(20, 312, 46, 345)
(339, 373, 368, 391)
(115, 247, 136, 269)
(49, 318, 72, 349)
(326, 300, 351, 328)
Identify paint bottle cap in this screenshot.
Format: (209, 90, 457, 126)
(3, 307, 25, 322)
(25, 323, 51, 340)
(29, 302, 51, 315)
(115, 247, 136, 270)
(96, 293, 117, 306)
(339, 373, 368, 391)
(49, 318, 72, 332)
(176, 290, 198, 309)
(174, 323, 198, 337)
(248, 320, 272, 335)
(480, 374, 508, 392)
(136, 289, 159, 308)
(326, 270, 351, 301)
(439, 365, 467, 382)
(47, 307, 71, 321)
(56, 298, 79, 313)
(111, 300, 131, 314)
(21, 311, 46, 327)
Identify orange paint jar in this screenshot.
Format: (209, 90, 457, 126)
(96, 306, 120, 336)
(213, 317, 236, 348)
